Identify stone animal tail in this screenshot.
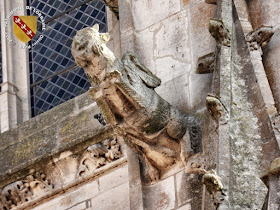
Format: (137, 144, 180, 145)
(186, 115, 202, 154)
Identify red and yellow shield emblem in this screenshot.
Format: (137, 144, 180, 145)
(13, 16, 37, 43)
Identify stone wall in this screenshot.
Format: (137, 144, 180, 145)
(0, 91, 128, 209)
(33, 165, 130, 210)
(1, 0, 280, 209)
(117, 0, 217, 209)
(119, 0, 216, 112)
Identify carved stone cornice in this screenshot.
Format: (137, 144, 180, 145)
(0, 138, 125, 210)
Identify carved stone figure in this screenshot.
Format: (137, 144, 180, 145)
(72, 24, 202, 182)
(0, 171, 52, 209)
(246, 26, 274, 50)
(79, 138, 122, 177)
(209, 19, 231, 48)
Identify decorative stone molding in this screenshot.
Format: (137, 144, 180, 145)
(71, 24, 203, 183)
(209, 19, 231, 48)
(79, 138, 122, 176)
(0, 170, 52, 209)
(245, 26, 274, 51)
(0, 138, 123, 209)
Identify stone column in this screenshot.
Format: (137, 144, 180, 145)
(0, 0, 30, 132)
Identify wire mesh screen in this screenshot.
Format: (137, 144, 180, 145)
(28, 0, 107, 117)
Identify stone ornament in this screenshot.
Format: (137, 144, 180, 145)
(72, 24, 203, 183)
(196, 52, 216, 74)
(0, 139, 122, 209)
(79, 138, 122, 176)
(209, 19, 231, 48)
(245, 26, 274, 51)
(0, 170, 52, 209)
(202, 169, 226, 209)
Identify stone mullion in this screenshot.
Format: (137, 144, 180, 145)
(232, 1, 280, 209)
(213, 0, 233, 209)
(0, 0, 30, 133)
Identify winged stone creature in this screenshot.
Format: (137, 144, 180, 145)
(72, 24, 203, 183)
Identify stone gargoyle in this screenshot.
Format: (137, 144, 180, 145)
(71, 24, 203, 183)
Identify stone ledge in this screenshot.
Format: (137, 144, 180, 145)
(0, 90, 127, 209)
(0, 92, 113, 185)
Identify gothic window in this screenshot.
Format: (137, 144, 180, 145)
(28, 0, 107, 117)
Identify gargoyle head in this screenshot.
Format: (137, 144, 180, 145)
(71, 24, 115, 82)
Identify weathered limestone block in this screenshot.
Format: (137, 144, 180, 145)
(71, 24, 203, 183)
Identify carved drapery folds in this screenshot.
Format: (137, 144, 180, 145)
(71, 24, 203, 183)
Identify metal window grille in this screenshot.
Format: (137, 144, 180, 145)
(28, 0, 107, 117)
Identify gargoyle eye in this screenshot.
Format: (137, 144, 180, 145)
(77, 41, 89, 51)
(78, 45, 85, 51)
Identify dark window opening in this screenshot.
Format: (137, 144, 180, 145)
(27, 0, 107, 117)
